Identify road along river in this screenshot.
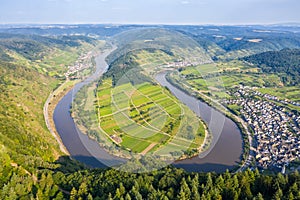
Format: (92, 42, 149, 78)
(53, 49, 243, 172)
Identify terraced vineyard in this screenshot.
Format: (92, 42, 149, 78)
(96, 78, 206, 158)
(70, 29, 215, 160)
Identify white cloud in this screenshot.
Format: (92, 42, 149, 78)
(181, 0, 190, 4)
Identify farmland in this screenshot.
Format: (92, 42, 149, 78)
(94, 77, 207, 158)
(72, 30, 213, 160)
(171, 60, 289, 100)
(169, 56, 300, 170)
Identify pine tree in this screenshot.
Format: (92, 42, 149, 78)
(78, 182, 88, 198)
(215, 175, 224, 190)
(7, 188, 17, 200)
(210, 188, 222, 200)
(177, 178, 191, 200)
(36, 188, 45, 200)
(87, 193, 93, 200)
(273, 188, 283, 200)
(108, 193, 113, 200)
(204, 172, 213, 194)
(276, 173, 287, 190)
(70, 187, 78, 200)
(288, 191, 294, 200)
(254, 192, 264, 200)
(119, 182, 126, 196)
(177, 189, 187, 200)
(240, 175, 253, 199)
(125, 193, 131, 200)
(53, 191, 64, 200)
(114, 188, 122, 199)
(161, 195, 169, 200)
(191, 184, 200, 200)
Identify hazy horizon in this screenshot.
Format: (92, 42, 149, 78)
(0, 0, 299, 25)
(1, 22, 300, 26)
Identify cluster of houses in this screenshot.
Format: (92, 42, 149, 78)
(159, 59, 211, 69)
(161, 61, 198, 68)
(223, 86, 300, 170)
(65, 51, 95, 79)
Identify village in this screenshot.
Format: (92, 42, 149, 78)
(64, 50, 96, 79)
(223, 86, 300, 170)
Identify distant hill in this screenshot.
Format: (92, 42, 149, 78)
(0, 33, 98, 60)
(108, 28, 211, 63)
(177, 25, 300, 60)
(105, 28, 212, 86)
(2, 24, 300, 61)
(0, 33, 98, 77)
(242, 48, 300, 85)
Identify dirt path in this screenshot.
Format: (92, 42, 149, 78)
(10, 163, 38, 182)
(141, 143, 157, 155)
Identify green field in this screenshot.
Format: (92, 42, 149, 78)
(95, 77, 206, 157)
(258, 87, 300, 102)
(168, 59, 300, 118)
(174, 60, 288, 100)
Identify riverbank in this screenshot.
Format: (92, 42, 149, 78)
(165, 71, 252, 171)
(155, 72, 243, 172)
(43, 44, 106, 157)
(44, 80, 79, 156)
(71, 73, 211, 161)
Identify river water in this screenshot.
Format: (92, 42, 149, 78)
(155, 72, 243, 172)
(53, 49, 243, 173)
(54, 48, 125, 167)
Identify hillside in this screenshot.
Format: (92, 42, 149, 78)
(1, 27, 300, 199)
(108, 28, 212, 65)
(242, 48, 300, 85)
(0, 33, 98, 77)
(105, 29, 212, 86)
(179, 26, 300, 60)
(0, 33, 99, 198)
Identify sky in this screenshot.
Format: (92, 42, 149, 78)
(0, 0, 299, 25)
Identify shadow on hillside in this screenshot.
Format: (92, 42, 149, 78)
(38, 155, 111, 173)
(173, 162, 235, 173)
(50, 154, 236, 174)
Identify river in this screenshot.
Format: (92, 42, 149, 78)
(155, 72, 243, 172)
(54, 47, 125, 167)
(53, 48, 243, 173)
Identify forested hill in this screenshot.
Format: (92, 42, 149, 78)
(55, 166, 300, 200)
(242, 48, 300, 85)
(0, 33, 98, 198)
(1, 31, 300, 199)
